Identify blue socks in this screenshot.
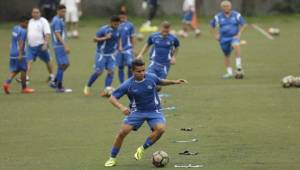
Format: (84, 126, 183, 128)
(87, 72, 100, 87)
(118, 66, 125, 83)
(105, 73, 114, 87)
(143, 138, 153, 149)
(55, 67, 64, 89)
(111, 147, 120, 158)
(5, 79, 12, 84)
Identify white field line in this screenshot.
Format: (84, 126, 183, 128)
(252, 24, 274, 40)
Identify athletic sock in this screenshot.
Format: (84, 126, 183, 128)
(55, 68, 64, 88)
(143, 138, 153, 150)
(5, 79, 13, 84)
(87, 72, 99, 87)
(127, 66, 133, 79)
(105, 73, 114, 87)
(227, 67, 233, 75)
(236, 57, 242, 69)
(111, 147, 120, 158)
(118, 66, 125, 83)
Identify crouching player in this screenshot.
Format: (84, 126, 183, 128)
(104, 59, 187, 167)
(3, 16, 35, 94)
(210, 0, 246, 79)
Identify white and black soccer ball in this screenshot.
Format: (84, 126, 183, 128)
(103, 86, 115, 97)
(152, 150, 169, 168)
(281, 75, 295, 88)
(268, 27, 280, 36)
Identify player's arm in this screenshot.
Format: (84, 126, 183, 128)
(93, 32, 112, 42)
(235, 24, 247, 39)
(42, 19, 51, 50)
(210, 17, 220, 41)
(118, 37, 123, 51)
(159, 79, 188, 86)
(109, 96, 130, 115)
(137, 44, 151, 59)
(54, 32, 70, 53)
(17, 39, 25, 60)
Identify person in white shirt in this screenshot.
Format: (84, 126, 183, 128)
(25, 7, 54, 82)
(60, 0, 81, 38)
(178, 0, 201, 38)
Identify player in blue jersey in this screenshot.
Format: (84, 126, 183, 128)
(116, 12, 135, 83)
(104, 59, 187, 167)
(50, 5, 72, 93)
(83, 16, 120, 96)
(3, 16, 35, 94)
(137, 21, 180, 90)
(210, 0, 246, 79)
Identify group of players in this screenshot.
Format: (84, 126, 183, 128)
(2, 0, 246, 167)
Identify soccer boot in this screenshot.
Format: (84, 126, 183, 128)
(222, 73, 234, 79)
(3, 83, 11, 94)
(134, 146, 145, 160)
(83, 86, 91, 96)
(104, 157, 117, 167)
(22, 87, 35, 94)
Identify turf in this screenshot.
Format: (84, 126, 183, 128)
(1, 16, 300, 170)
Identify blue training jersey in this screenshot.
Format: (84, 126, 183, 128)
(96, 25, 120, 54)
(118, 21, 135, 51)
(147, 32, 180, 65)
(210, 10, 245, 40)
(112, 73, 162, 112)
(10, 25, 27, 58)
(51, 16, 66, 48)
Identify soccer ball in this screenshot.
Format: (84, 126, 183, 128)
(268, 27, 280, 36)
(103, 86, 115, 97)
(152, 151, 169, 168)
(281, 75, 295, 88)
(235, 70, 244, 79)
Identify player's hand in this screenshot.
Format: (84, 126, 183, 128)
(120, 106, 130, 116)
(42, 43, 48, 51)
(64, 45, 70, 54)
(170, 57, 176, 65)
(18, 55, 23, 61)
(234, 33, 241, 40)
(118, 46, 123, 52)
(106, 33, 112, 40)
(175, 79, 188, 84)
(136, 55, 143, 59)
(215, 34, 220, 41)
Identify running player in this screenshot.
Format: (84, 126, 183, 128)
(3, 16, 35, 94)
(83, 16, 120, 96)
(104, 59, 187, 167)
(210, 0, 246, 79)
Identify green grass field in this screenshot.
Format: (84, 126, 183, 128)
(1, 16, 300, 170)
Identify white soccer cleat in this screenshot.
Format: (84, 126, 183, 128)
(83, 86, 91, 96)
(104, 157, 117, 167)
(134, 146, 145, 160)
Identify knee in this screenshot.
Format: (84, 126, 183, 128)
(155, 126, 166, 135)
(117, 129, 130, 138)
(107, 70, 114, 76)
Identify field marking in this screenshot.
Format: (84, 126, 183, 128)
(251, 24, 274, 40)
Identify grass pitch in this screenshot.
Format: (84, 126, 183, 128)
(1, 16, 300, 170)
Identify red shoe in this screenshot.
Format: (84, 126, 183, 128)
(3, 83, 11, 94)
(22, 87, 35, 94)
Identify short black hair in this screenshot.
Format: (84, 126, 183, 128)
(19, 16, 29, 22)
(161, 21, 171, 28)
(110, 15, 120, 22)
(132, 59, 145, 70)
(58, 4, 66, 10)
(119, 11, 127, 16)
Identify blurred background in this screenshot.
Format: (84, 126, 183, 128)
(1, 0, 300, 21)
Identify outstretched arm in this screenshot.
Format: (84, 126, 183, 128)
(109, 96, 130, 115)
(159, 79, 188, 86)
(137, 44, 151, 59)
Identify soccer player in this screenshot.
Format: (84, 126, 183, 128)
(141, 0, 158, 27)
(179, 0, 201, 37)
(116, 12, 135, 83)
(26, 7, 55, 83)
(104, 59, 187, 167)
(50, 5, 71, 93)
(83, 16, 120, 96)
(60, 0, 82, 38)
(210, 0, 246, 79)
(3, 16, 35, 94)
(137, 21, 180, 81)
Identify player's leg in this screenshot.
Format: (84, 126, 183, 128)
(232, 39, 244, 74)
(24, 46, 36, 82)
(19, 58, 34, 93)
(134, 114, 166, 160)
(3, 60, 19, 94)
(125, 52, 133, 79)
(84, 54, 105, 95)
(104, 56, 116, 88)
(220, 42, 233, 79)
(116, 53, 125, 83)
(38, 48, 55, 82)
(104, 124, 133, 167)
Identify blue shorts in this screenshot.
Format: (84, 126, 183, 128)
(220, 38, 240, 56)
(25, 45, 51, 63)
(116, 49, 134, 67)
(123, 111, 166, 131)
(182, 11, 193, 23)
(9, 58, 27, 73)
(94, 53, 116, 72)
(54, 46, 69, 65)
(147, 62, 170, 79)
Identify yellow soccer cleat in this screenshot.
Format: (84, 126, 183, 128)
(104, 157, 117, 167)
(134, 146, 145, 160)
(83, 86, 91, 96)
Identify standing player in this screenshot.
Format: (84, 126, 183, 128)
(60, 0, 81, 38)
(137, 21, 180, 84)
(116, 12, 135, 83)
(50, 5, 72, 92)
(3, 16, 35, 94)
(83, 16, 120, 96)
(104, 59, 187, 167)
(210, 0, 246, 79)
(141, 0, 158, 27)
(179, 0, 201, 38)
(26, 7, 55, 83)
